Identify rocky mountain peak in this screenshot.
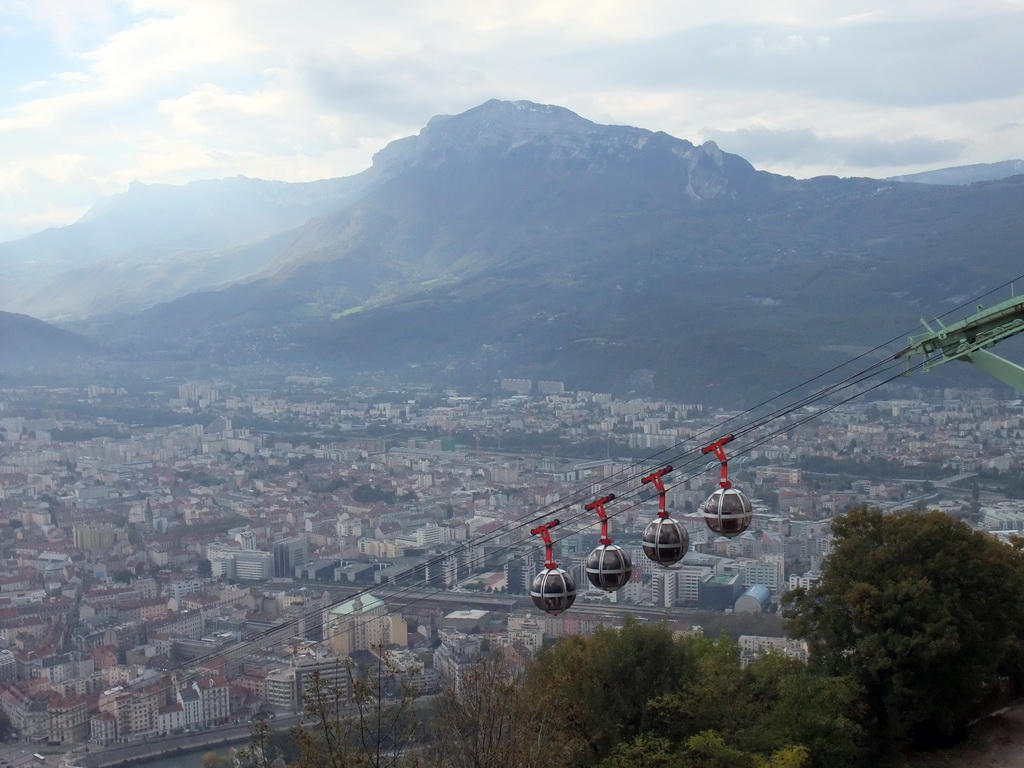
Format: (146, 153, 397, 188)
(368, 99, 755, 198)
(372, 99, 607, 171)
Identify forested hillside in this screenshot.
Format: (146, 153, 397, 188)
(208, 506, 1024, 768)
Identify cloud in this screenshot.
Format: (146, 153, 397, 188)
(0, 162, 104, 238)
(1, 1, 1024, 241)
(562, 10, 1024, 108)
(298, 52, 485, 119)
(701, 125, 966, 172)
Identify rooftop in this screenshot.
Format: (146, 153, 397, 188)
(328, 593, 384, 616)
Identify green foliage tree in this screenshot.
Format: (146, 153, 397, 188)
(526, 617, 701, 765)
(683, 731, 809, 768)
(647, 634, 749, 740)
(597, 733, 682, 768)
(645, 639, 865, 768)
(178, 469, 221, 486)
(798, 455, 946, 481)
(599, 731, 811, 768)
(757, 489, 780, 512)
(784, 506, 1024, 751)
(524, 618, 860, 768)
(969, 480, 982, 521)
(729, 654, 865, 768)
(250, 559, 1005, 768)
(352, 484, 398, 504)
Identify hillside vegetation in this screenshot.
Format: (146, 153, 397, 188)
(217, 506, 1024, 768)
(8, 100, 1024, 404)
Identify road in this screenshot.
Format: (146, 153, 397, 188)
(71, 714, 307, 768)
(0, 742, 52, 768)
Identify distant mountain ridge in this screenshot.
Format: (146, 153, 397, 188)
(113, 99, 787, 343)
(0, 172, 378, 319)
(888, 159, 1024, 185)
(4, 99, 1024, 402)
(0, 311, 94, 370)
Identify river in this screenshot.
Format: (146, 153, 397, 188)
(122, 744, 232, 768)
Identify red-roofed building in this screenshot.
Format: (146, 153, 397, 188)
(89, 646, 119, 670)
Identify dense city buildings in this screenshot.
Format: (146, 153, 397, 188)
(0, 376, 1021, 747)
(273, 537, 309, 579)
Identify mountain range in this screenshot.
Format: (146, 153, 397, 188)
(0, 310, 95, 369)
(3, 99, 1024, 404)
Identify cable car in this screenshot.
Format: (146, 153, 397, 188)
(642, 515, 689, 566)
(640, 466, 689, 567)
(584, 494, 633, 591)
(700, 486, 753, 538)
(530, 519, 577, 615)
(700, 436, 753, 539)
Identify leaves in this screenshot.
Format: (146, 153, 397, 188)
(527, 617, 701, 763)
(784, 506, 1024, 749)
(523, 620, 850, 768)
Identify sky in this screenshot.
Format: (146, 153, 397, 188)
(2, 0, 1024, 242)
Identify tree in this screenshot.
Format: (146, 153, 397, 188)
(236, 719, 301, 768)
(287, 652, 420, 768)
(682, 731, 809, 768)
(599, 731, 810, 768)
(969, 480, 982, 520)
(235, 720, 273, 768)
(597, 733, 682, 768)
(645, 634, 750, 741)
(645, 640, 865, 768)
(729, 653, 866, 768)
(525, 617, 702, 765)
(757, 489, 780, 512)
(201, 752, 233, 768)
(350, 651, 421, 768)
(429, 651, 568, 768)
(784, 506, 1024, 751)
(523, 619, 844, 767)
(198, 558, 213, 578)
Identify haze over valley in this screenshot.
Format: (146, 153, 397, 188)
(3, 100, 1024, 405)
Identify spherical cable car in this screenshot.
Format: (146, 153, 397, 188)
(640, 466, 690, 567)
(700, 435, 753, 539)
(584, 494, 633, 592)
(530, 519, 577, 615)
